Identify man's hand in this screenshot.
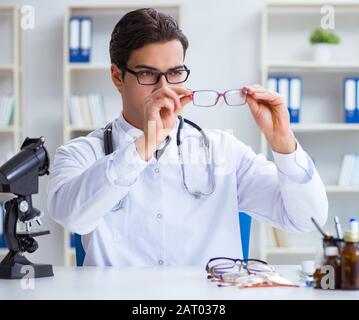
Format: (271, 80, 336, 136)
(244, 85, 296, 154)
(136, 86, 192, 161)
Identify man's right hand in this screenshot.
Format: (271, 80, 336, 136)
(135, 86, 192, 161)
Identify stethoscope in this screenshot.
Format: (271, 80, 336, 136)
(103, 115, 215, 198)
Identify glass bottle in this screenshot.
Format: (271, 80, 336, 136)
(341, 219, 359, 290)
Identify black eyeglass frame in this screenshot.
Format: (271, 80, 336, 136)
(124, 65, 190, 85)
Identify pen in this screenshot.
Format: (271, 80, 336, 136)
(334, 216, 343, 239)
(311, 217, 331, 239)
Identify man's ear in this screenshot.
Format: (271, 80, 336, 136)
(111, 64, 124, 93)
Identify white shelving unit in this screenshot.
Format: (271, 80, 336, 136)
(0, 5, 22, 260)
(62, 3, 182, 266)
(259, 0, 359, 264)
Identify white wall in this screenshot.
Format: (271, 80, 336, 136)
(1, 0, 263, 265)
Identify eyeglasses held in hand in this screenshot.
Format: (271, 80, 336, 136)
(192, 89, 247, 107)
(206, 257, 298, 288)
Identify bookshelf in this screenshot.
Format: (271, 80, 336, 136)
(259, 0, 359, 264)
(0, 5, 22, 260)
(62, 3, 182, 266)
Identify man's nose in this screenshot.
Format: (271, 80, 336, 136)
(155, 74, 169, 89)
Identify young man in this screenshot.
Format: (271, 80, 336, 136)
(48, 8, 328, 266)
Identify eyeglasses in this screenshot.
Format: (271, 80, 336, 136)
(206, 257, 297, 288)
(124, 66, 190, 85)
(206, 257, 275, 278)
(192, 89, 247, 107)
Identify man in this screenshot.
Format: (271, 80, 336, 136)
(48, 8, 328, 266)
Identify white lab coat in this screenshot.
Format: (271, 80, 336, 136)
(47, 113, 328, 266)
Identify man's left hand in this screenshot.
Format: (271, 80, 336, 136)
(244, 84, 296, 154)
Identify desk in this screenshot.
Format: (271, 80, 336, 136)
(0, 265, 358, 300)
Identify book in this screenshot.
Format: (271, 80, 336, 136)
(0, 95, 14, 127)
(68, 94, 107, 127)
(338, 153, 359, 186)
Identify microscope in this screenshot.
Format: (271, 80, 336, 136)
(0, 137, 53, 279)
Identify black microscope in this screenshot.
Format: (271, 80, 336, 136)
(0, 137, 53, 279)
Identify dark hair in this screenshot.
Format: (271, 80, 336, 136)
(109, 8, 189, 70)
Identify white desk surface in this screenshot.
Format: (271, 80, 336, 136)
(0, 265, 358, 300)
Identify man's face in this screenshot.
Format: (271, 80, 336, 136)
(111, 39, 187, 129)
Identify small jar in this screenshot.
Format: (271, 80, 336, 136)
(324, 246, 341, 289)
(341, 231, 359, 290)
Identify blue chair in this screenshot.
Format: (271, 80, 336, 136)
(238, 212, 252, 261)
(74, 212, 252, 266)
(74, 233, 85, 266)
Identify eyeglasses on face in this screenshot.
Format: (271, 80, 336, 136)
(192, 89, 247, 107)
(124, 65, 190, 85)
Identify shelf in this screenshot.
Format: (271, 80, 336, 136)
(265, 246, 317, 255)
(67, 63, 110, 71)
(260, 1, 359, 264)
(0, 64, 14, 71)
(268, 61, 359, 72)
(68, 3, 181, 11)
(325, 185, 359, 193)
(291, 123, 359, 132)
(267, 0, 359, 8)
(0, 5, 14, 10)
(0, 126, 15, 133)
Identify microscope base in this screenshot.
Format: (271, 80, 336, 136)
(0, 251, 54, 279)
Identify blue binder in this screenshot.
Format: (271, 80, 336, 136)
(343, 78, 358, 123)
(269, 77, 302, 123)
(288, 77, 302, 123)
(79, 17, 92, 63)
(69, 17, 81, 63)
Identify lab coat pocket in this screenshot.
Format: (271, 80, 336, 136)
(104, 197, 131, 242)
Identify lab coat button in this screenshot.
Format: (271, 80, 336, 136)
(156, 213, 162, 219)
(154, 168, 160, 174)
(158, 259, 164, 265)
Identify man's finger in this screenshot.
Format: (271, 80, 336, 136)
(152, 87, 183, 113)
(246, 95, 260, 116)
(180, 94, 192, 107)
(173, 94, 192, 116)
(249, 91, 283, 105)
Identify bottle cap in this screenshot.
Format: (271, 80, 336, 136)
(344, 218, 359, 242)
(344, 230, 359, 242)
(325, 246, 338, 256)
(350, 218, 358, 233)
